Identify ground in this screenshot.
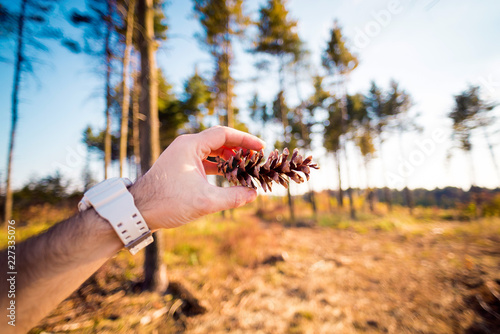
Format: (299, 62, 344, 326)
(14, 200, 500, 334)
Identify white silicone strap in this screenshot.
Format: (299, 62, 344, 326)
(79, 178, 153, 255)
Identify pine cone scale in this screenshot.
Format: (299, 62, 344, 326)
(216, 148, 319, 192)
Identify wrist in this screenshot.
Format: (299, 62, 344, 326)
(75, 208, 124, 256)
(128, 178, 160, 232)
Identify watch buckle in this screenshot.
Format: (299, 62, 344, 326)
(126, 231, 154, 255)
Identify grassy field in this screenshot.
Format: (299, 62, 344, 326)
(4, 194, 500, 333)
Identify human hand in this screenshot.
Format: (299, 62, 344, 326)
(130, 126, 265, 231)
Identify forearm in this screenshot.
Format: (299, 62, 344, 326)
(0, 126, 263, 333)
(0, 209, 122, 333)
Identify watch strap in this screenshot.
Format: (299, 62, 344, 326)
(79, 178, 153, 255)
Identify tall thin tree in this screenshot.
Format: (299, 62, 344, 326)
(449, 85, 498, 187)
(322, 20, 359, 219)
(365, 81, 392, 211)
(137, 0, 166, 292)
(4, 0, 27, 225)
(193, 0, 249, 128)
(254, 0, 302, 222)
(69, 0, 119, 179)
(384, 80, 416, 214)
(4, 0, 68, 224)
(119, 0, 136, 177)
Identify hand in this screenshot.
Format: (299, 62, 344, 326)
(130, 126, 266, 231)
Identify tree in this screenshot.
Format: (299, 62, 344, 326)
(69, 0, 120, 179)
(129, 0, 167, 176)
(254, 0, 303, 222)
(350, 94, 376, 212)
(322, 20, 358, 219)
(324, 93, 367, 212)
(248, 92, 270, 141)
(137, 0, 166, 292)
(193, 0, 249, 128)
(3, 0, 68, 224)
(157, 70, 196, 148)
(324, 100, 344, 207)
(449, 85, 498, 186)
(119, 0, 136, 177)
(182, 68, 213, 133)
(365, 81, 392, 211)
(384, 80, 416, 214)
(83, 70, 182, 169)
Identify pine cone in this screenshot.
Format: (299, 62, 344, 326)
(215, 148, 319, 192)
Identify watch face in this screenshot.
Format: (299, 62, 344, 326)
(96, 177, 132, 188)
(99, 177, 122, 187)
(79, 176, 146, 254)
(79, 178, 122, 212)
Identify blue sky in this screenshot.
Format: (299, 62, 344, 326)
(1, 0, 500, 195)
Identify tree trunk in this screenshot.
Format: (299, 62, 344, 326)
(224, 21, 234, 128)
(483, 128, 500, 185)
(103, 0, 113, 179)
(347, 187, 355, 219)
(217, 176, 226, 218)
(335, 151, 344, 207)
(398, 132, 413, 215)
(378, 137, 392, 211)
(364, 159, 374, 213)
(308, 181, 318, 221)
(287, 186, 295, 223)
(340, 80, 355, 220)
(468, 149, 476, 187)
(132, 68, 141, 179)
(119, 0, 136, 177)
(138, 0, 167, 292)
(278, 56, 294, 222)
(404, 186, 414, 215)
(4, 0, 27, 225)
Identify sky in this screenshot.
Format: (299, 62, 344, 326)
(1, 0, 500, 196)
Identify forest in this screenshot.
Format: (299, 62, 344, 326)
(1, 0, 500, 333)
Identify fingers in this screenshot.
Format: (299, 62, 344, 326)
(199, 126, 265, 157)
(202, 160, 220, 175)
(208, 146, 240, 160)
(205, 184, 257, 213)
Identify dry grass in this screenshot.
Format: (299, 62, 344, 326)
(12, 196, 500, 333)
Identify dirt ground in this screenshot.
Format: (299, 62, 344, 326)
(31, 213, 500, 334)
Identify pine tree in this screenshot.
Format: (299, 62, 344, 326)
(303, 75, 329, 214)
(324, 98, 344, 207)
(350, 94, 376, 212)
(119, 0, 136, 177)
(449, 85, 498, 187)
(69, 0, 120, 179)
(137, 0, 167, 292)
(3, 0, 69, 224)
(365, 81, 392, 211)
(193, 0, 249, 128)
(322, 20, 358, 219)
(182, 68, 213, 133)
(254, 0, 303, 222)
(385, 80, 416, 214)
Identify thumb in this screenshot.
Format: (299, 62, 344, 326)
(207, 184, 257, 213)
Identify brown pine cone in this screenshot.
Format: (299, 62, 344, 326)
(215, 148, 319, 192)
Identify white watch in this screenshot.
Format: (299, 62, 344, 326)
(78, 177, 154, 255)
